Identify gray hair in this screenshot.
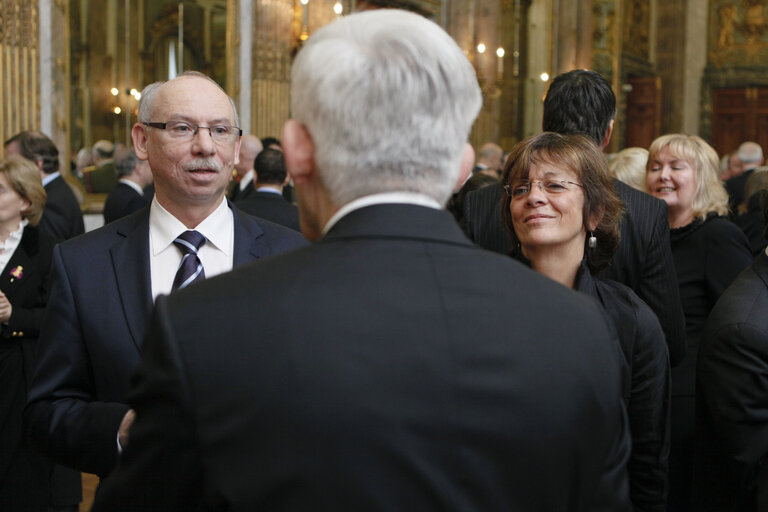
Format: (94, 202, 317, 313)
(737, 141, 763, 165)
(137, 71, 240, 128)
(115, 148, 139, 178)
(290, 10, 481, 206)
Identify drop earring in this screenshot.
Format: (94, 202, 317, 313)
(588, 232, 597, 249)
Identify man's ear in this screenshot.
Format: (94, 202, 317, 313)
(132, 123, 149, 160)
(600, 119, 615, 150)
(282, 120, 316, 184)
(454, 142, 475, 192)
(233, 137, 242, 166)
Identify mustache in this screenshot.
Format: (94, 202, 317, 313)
(183, 158, 221, 172)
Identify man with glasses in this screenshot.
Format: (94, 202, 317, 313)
(25, 71, 306, 478)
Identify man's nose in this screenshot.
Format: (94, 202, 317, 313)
(192, 128, 217, 155)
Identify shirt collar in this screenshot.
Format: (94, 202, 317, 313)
(41, 172, 60, 187)
(322, 192, 441, 236)
(239, 170, 254, 191)
(150, 197, 233, 256)
(256, 186, 282, 195)
(8, 219, 28, 242)
(119, 178, 145, 196)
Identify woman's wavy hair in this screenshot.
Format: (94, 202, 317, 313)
(500, 132, 623, 273)
(647, 134, 729, 220)
(0, 156, 47, 225)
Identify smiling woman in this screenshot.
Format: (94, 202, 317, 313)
(501, 132, 671, 512)
(645, 133, 752, 512)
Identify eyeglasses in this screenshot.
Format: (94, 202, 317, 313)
(143, 121, 242, 143)
(504, 178, 584, 198)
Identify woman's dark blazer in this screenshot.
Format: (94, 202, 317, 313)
(577, 264, 671, 512)
(0, 225, 80, 510)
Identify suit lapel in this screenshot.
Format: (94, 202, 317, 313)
(109, 209, 153, 350)
(231, 203, 266, 266)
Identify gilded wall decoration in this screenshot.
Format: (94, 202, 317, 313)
(710, 0, 768, 66)
(624, 0, 650, 60)
(1, 0, 40, 148)
(592, 0, 616, 79)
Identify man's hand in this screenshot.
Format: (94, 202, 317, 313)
(118, 409, 136, 449)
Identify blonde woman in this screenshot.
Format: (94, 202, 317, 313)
(646, 134, 752, 512)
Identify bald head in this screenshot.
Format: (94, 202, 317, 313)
(477, 143, 504, 170)
(235, 135, 263, 177)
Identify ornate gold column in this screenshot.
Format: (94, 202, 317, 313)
(50, 0, 72, 176)
(1, 0, 40, 152)
(250, 0, 295, 138)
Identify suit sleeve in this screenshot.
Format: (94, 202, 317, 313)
(698, 322, 768, 485)
(24, 244, 129, 476)
(636, 202, 687, 367)
(588, 308, 634, 512)
(92, 296, 204, 512)
(627, 299, 671, 512)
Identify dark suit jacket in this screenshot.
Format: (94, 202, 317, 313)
(39, 175, 84, 242)
(92, 204, 632, 511)
(726, 168, 755, 217)
(235, 190, 301, 231)
(463, 179, 687, 367)
(103, 182, 149, 224)
(0, 226, 81, 510)
(733, 192, 767, 256)
(228, 178, 255, 202)
(24, 205, 307, 477)
(694, 251, 768, 512)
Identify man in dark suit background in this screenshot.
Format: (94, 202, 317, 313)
(725, 141, 763, 215)
(4, 131, 85, 241)
(694, 190, 768, 512)
(103, 147, 153, 224)
(228, 134, 262, 202)
(24, 71, 306, 478)
(463, 69, 686, 367)
(235, 148, 300, 231)
(93, 10, 631, 511)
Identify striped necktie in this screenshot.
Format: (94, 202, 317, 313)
(172, 230, 206, 291)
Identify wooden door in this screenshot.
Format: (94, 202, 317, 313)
(625, 76, 661, 149)
(712, 87, 768, 156)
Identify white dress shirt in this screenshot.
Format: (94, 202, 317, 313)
(0, 219, 28, 274)
(239, 170, 254, 192)
(149, 197, 234, 300)
(41, 172, 60, 187)
(118, 178, 144, 196)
